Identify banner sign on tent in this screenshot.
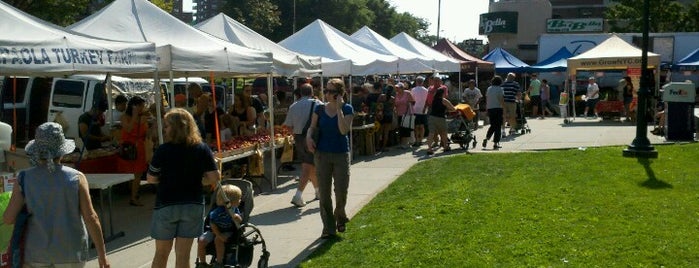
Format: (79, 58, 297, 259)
(0, 46, 153, 67)
(546, 18, 603, 33)
(578, 57, 644, 69)
(479, 12, 518, 35)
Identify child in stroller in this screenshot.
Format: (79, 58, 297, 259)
(197, 184, 243, 268)
(196, 179, 270, 268)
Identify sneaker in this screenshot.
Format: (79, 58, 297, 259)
(291, 195, 305, 207)
(493, 143, 502, 150)
(195, 262, 212, 268)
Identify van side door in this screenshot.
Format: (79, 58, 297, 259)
(47, 78, 90, 140)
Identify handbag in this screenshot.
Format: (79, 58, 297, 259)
(400, 104, 415, 130)
(280, 137, 294, 163)
(119, 142, 137, 160)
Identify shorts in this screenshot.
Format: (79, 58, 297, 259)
(151, 203, 205, 240)
(294, 134, 314, 164)
(199, 230, 234, 243)
(586, 98, 599, 109)
(414, 114, 428, 126)
(428, 115, 447, 134)
(529, 95, 541, 107)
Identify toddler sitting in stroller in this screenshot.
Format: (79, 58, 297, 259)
(196, 185, 243, 268)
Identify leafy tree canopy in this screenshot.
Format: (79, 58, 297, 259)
(606, 0, 699, 32)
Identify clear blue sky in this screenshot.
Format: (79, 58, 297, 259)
(182, 0, 489, 42)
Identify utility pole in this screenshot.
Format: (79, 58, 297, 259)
(293, 0, 296, 33)
(436, 0, 442, 41)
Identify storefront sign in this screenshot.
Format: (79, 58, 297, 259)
(546, 18, 603, 33)
(479, 12, 518, 35)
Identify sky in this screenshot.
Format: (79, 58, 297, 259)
(182, 0, 489, 42)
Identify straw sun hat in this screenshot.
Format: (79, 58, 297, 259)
(25, 122, 75, 172)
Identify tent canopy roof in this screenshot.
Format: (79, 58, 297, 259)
(195, 13, 321, 77)
(567, 34, 660, 74)
(68, 0, 273, 77)
(482, 47, 529, 73)
(432, 38, 494, 72)
(0, 0, 156, 76)
(350, 26, 434, 74)
(279, 19, 398, 76)
(527, 47, 573, 73)
(389, 32, 460, 72)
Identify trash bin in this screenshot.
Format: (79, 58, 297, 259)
(662, 82, 696, 141)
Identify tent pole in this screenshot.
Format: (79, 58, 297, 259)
(154, 71, 164, 145)
(267, 73, 277, 189)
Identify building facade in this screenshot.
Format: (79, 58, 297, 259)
(193, 0, 223, 23)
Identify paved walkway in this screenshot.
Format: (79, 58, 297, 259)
(87, 117, 684, 268)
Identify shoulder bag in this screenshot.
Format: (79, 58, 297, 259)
(400, 103, 416, 130)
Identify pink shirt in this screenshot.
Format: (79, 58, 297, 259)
(394, 90, 413, 116)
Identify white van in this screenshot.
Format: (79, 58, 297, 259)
(1, 75, 153, 146)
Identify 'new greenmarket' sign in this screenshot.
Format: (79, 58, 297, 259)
(479, 12, 518, 35)
(546, 18, 604, 33)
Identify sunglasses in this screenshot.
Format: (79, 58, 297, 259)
(323, 89, 339, 94)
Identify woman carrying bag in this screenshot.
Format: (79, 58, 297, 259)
(394, 82, 415, 149)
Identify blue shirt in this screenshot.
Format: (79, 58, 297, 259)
(502, 80, 521, 103)
(209, 206, 241, 233)
(315, 103, 354, 153)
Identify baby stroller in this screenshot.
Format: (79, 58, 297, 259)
(447, 103, 478, 150)
(512, 100, 531, 134)
(201, 179, 270, 268)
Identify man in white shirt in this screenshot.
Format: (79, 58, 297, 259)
(584, 77, 600, 118)
(410, 76, 429, 147)
(462, 79, 483, 128)
(283, 83, 320, 207)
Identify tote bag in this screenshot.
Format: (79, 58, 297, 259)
(400, 104, 415, 129)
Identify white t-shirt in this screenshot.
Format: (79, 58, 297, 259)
(587, 82, 600, 100)
(411, 86, 429, 114)
(462, 87, 483, 109)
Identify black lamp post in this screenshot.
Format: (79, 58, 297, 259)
(623, 0, 658, 158)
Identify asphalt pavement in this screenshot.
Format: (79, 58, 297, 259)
(86, 116, 687, 268)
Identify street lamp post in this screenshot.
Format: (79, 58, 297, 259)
(623, 0, 658, 158)
(436, 0, 442, 40)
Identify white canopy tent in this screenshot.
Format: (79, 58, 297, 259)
(68, 0, 273, 77)
(389, 32, 461, 73)
(350, 26, 434, 74)
(567, 34, 661, 96)
(195, 13, 322, 77)
(68, 0, 281, 187)
(279, 19, 399, 76)
(0, 0, 156, 76)
(567, 35, 661, 75)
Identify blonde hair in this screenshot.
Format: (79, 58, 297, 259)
(327, 78, 346, 96)
(164, 108, 202, 146)
(216, 184, 242, 206)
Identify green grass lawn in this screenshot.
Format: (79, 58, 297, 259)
(300, 143, 699, 267)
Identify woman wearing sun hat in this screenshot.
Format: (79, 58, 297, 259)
(2, 122, 110, 267)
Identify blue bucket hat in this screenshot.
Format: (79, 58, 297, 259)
(25, 122, 75, 172)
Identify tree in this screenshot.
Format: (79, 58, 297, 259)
(606, 0, 694, 32)
(7, 0, 90, 26)
(221, 0, 281, 36)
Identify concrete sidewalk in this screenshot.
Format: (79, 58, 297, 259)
(86, 117, 680, 268)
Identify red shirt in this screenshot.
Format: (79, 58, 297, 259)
(426, 85, 448, 107)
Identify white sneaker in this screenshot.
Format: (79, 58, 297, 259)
(291, 195, 305, 207)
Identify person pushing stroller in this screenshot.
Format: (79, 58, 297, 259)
(196, 185, 243, 268)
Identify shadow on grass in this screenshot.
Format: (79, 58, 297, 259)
(276, 234, 344, 268)
(637, 157, 673, 189)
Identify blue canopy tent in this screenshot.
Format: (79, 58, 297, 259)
(672, 48, 699, 71)
(527, 47, 574, 73)
(482, 47, 529, 73)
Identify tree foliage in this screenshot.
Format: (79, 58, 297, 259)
(606, 0, 699, 32)
(220, 0, 281, 36)
(6, 0, 90, 26)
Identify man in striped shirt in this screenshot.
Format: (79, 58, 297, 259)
(502, 73, 522, 134)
